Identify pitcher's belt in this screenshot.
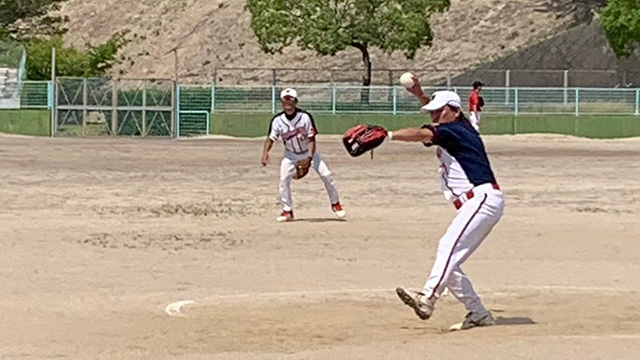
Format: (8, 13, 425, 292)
(453, 183, 500, 210)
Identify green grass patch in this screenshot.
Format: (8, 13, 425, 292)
(208, 112, 640, 139)
(0, 110, 51, 136)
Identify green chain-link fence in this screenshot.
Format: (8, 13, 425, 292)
(2, 80, 639, 137)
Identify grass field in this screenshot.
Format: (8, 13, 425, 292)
(0, 110, 50, 136)
(2, 110, 639, 138)
(207, 113, 640, 138)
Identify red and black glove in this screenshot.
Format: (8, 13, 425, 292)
(342, 124, 388, 157)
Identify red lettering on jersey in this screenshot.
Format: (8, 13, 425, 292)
(282, 127, 307, 141)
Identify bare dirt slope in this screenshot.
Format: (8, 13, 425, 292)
(57, 0, 571, 84)
(0, 134, 638, 359)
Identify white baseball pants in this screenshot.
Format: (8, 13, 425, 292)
(469, 112, 481, 132)
(422, 184, 504, 313)
(279, 151, 340, 211)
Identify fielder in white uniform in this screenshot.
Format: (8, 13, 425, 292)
(261, 88, 346, 222)
(389, 76, 504, 330)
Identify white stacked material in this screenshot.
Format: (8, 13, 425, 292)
(0, 67, 20, 109)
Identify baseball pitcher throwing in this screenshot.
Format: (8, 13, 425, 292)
(343, 76, 504, 330)
(261, 88, 346, 222)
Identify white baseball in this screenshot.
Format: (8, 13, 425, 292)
(399, 72, 415, 88)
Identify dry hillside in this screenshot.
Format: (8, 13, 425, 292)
(58, 0, 572, 84)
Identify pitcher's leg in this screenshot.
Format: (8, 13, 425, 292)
(446, 265, 487, 313)
(422, 194, 501, 302)
(448, 264, 495, 330)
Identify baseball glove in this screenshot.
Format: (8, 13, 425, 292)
(342, 124, 388, 157)
(293, 157, 312, 180)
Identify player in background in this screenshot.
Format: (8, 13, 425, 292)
(469, 80, 484, 132)
(388, 75, 504, 330)
(261, 88, 346, 222)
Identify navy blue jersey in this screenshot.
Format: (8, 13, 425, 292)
(424, 121, 497, 200)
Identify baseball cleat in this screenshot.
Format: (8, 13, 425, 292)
(331, 202, 346, 218)
(450, 310, 495, 331)
(276, 210, 294, 222)
(396, 287, 434, 320)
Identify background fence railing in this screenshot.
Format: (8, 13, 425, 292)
(212, 68, 640, 88)
(53, 78, 174, 137)
(1, 80, 639, 137)
(175, 84, 640, 136)
(0, 80, 52, 109)
(177, 84, 640, 116)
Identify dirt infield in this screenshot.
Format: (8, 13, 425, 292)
(0, 134, 638, 359)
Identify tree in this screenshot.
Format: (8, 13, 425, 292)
(246, 0, 450, 100)
(601, 0, 640, 58)
(25, 32, 129, 80)
(0, 0, 68, 40)
(0, 0, 129, 79)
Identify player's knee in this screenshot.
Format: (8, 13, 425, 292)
(318, 169, 332, 180)
(279, 176, 293, 187)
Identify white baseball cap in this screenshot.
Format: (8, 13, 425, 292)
(421, 90, 461, 112)
(280, 88, 298, 100)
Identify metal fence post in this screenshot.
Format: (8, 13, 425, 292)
(82, 78, 87, 135)
(505, 69, 510, 105)
(513, 88, 519, 134)
(171, 81, 176, 137)
(206, 111, 211, 136)
(111, 80, 118, 136)
(635, 89, 639, 116)
(50, 47, 56, 137)
(271, 85, 276, 114)
(176, 84, 181, 138)
(332, 85, 337, 115)
(48, 81, 55, 136)
(575, 88, 580, 117)
(563, 70, 569, 106)
(210, 84, 216, 114)
(142, 81, 147, 136)
(446, 72, 451, 89)
(392, 86, 397, 115)
(47, 81, 53, 109)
